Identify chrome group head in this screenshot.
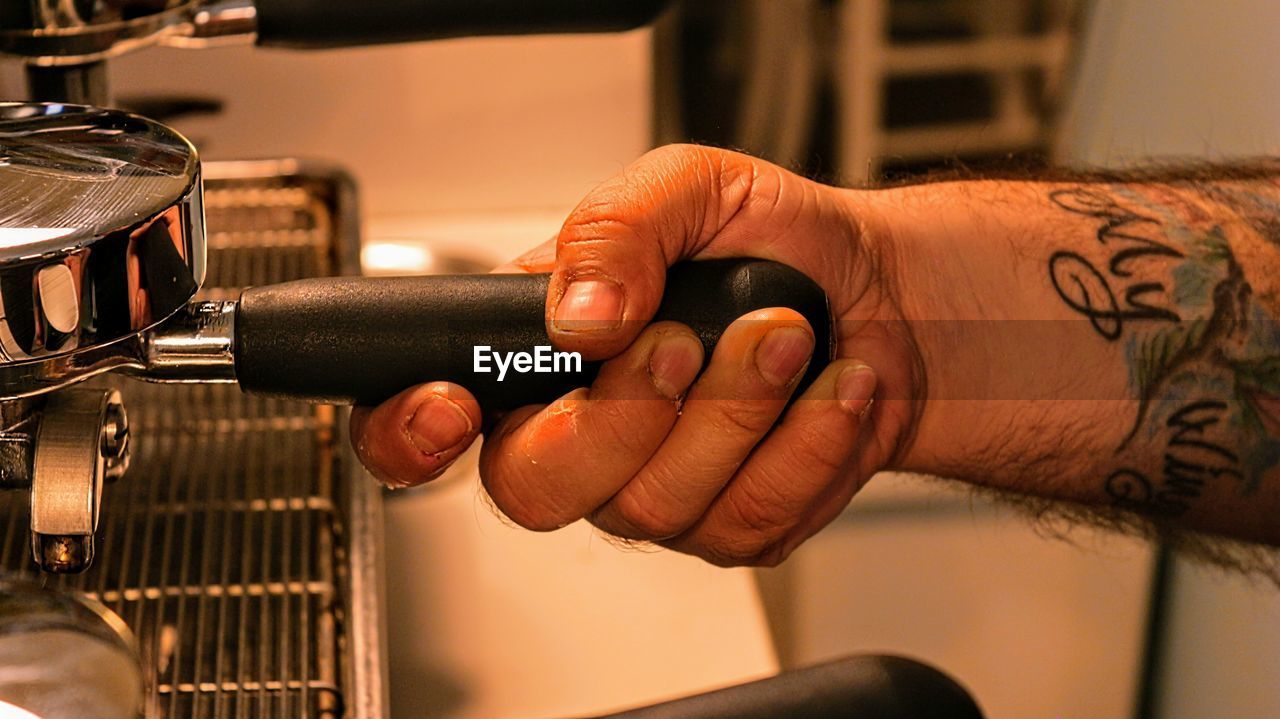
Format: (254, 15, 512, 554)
(0, 103, 206, 572)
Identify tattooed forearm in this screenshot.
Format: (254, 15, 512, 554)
(1048, 171, 1280, 528)
(1048, 188, 1183, 340)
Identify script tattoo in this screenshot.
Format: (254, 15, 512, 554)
(1048, 188, 1184, 340)
(1047, 178, 1280, 521)
(1105, 400, 1243, 516)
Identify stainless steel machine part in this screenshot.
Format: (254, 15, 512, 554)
(140, 301, 238, 383)
(0, 103, 205, 398)
(1, 0, 666, 104)
(30, 387, 130, 573)
(0, 0, 255, 104)
(0, 0, 667, 64)
(0, 162, 385, 717)
(0, 1, 257, 66)
(0, 578, 144, 718)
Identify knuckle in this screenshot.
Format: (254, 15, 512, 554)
(479, 456, 577, 533)
(560, 214, 645, 249)
(788, 422, 852, 475)
(711, 400, 781, 437)
(646, 142, 717, 169)
(583, 401, 659, 456)
(696, 530, 771, 568)
(741, 163, 793, 216)
(484, 482, 574, 532)
(555, 211, 666, 301)
(722, 479, 793, 536)
(752, 542, 791, 568)
(605, 485, 688, 540)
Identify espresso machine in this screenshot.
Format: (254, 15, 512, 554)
(0, 3, 984, 718)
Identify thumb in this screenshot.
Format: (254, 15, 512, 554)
(545, 143, 794, 360)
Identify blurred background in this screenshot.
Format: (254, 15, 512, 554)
(3, 1, 1275, 717)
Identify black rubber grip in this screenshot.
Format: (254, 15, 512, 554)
(234, 259, 833, 409)
(596, 655, 984, 719)
(255, 0, 670, 48)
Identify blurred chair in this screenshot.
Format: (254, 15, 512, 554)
(835, 0, 1080, 182)
(655, 0, 1081, 182)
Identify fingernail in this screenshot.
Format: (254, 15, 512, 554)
(755, 326, 815, 387)
(407, 395, 473, 455)
(553, 278, 624, 332)
(649, 332, 704, 400)
(837, 364, 878, 417)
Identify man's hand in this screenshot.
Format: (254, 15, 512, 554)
(348, 145, 922, 566)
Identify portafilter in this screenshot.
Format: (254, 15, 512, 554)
(0, 103, 834, 572)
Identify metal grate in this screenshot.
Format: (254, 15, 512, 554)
(0, 162, 383, 718)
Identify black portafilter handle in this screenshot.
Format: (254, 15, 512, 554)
(254, 0, 671, 48)
(595, 655, 985, 719)
(234, 259, 834, 410)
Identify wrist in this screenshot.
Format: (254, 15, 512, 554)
(856, 183, 1000, 477)
(857, 181, 1136, 494)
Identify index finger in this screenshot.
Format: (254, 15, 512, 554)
(493, 237, 556, 274)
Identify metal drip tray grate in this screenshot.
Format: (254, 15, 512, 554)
(0, 161, 384, 718)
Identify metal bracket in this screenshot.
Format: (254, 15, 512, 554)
(29, 389, 130, 574)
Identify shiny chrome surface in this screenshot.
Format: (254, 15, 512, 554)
(0, 579, 144, 719)
(168, 0, 258, 48)
(30, 387, 129, 573)
(0, 334, 149, 399)
(137, 300, 237, 382)
(0, 163, 385, 718)
(0, 103, 204, 397)
(0, 1, 257, 65)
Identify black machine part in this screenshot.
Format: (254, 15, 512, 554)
(254, 0, 671, 48)
(234, 259, 835, 410)
(597, 655, 985, 719)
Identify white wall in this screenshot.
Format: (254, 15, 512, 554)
(109, 33, 654, 219)
(1059, 0, 1280, 163)
(1059, 2, 1280, 717)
